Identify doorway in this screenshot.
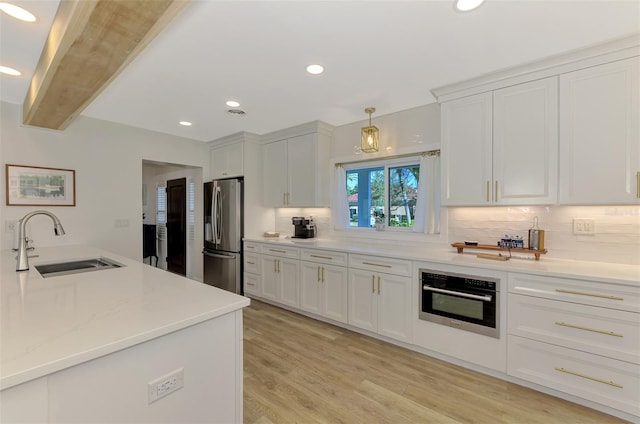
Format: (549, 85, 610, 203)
(166, 177, 186, 276)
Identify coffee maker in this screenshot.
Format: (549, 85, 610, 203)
(292, 216, 317, 239)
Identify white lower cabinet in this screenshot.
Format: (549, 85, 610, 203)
(508, 336, 640, 417)
(348, 268, 412, 342)
(260, 255, 299, 307)
(300, 261, 348, 324)
(507, 273, 640, 418)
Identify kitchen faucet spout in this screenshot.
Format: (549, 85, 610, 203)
(16, 210, 66, 272)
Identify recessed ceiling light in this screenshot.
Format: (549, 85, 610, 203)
(179, 121, 192, 126)
(0, 65, 21, 76)
(454, 0, 485, 12)
(306, 64, 324, 75)
(0, 2, 36, 22)
(226, 100, 240, 108)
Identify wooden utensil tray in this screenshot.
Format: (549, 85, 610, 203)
(452, 242, 547, 261)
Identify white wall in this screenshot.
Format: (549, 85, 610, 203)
(1, 101, 209, 278)
(327, 102, 640, 265)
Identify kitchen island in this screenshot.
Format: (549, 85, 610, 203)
(0, 245, 249, 423)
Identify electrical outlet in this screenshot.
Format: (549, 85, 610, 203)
(573, 218, 595, 235)
(148, 368, 184, 404)
(5, 220, 18, 233)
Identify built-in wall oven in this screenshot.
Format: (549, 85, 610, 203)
(419, 269, 499, 338)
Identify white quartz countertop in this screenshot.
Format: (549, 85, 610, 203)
(245, 236, 640, 286)
(0, 245, 249, 391)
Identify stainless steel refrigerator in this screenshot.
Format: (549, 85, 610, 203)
(203, 178, 243, 294)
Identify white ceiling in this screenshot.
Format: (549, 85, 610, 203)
(1, 0, 639, 142)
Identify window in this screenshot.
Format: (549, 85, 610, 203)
(337, 153, 440, 234)
(156, 185, 166, 224)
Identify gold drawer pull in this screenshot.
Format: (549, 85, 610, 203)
(310, 254, 333, 260)
(269, 249, 287, 254)
(555, 288, 623, 301)
(372, 275, 375, 293)
(555, 368, 623, 389)
(486, 180, 490, 203)
(362, 261, 392, 268)
(555, 322, 623, 338)
(246, 282, 255, 287)
(494, 180, 498, 202)
(246, 246, 256, 249)
(247, 261, 255, 265)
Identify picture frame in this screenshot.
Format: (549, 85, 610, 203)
(5, 164, 76, 206)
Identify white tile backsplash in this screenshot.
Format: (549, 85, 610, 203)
(447, 206, 640, 265)
(274, 208, 332, 238)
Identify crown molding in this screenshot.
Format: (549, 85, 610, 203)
(207, 131, 261, 147)
(260, 120, 334, 144)
(432, 33, 640, 103)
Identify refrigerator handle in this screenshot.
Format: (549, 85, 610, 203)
(203, 250, 236, 259)
(215, 186, 222, 244)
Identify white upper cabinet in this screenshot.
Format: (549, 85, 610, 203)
(210, 142, 243, 180)
(262, 127, 331, 207)
(442, 77, 558, 206)
(441, 92, 493, 206)
(493, 77, 558, 205)
(559, 57, 640, 204)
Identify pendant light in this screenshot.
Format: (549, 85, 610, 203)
(361, 107, 379, 153)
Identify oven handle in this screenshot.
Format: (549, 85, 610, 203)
(423, 285, 493, 302)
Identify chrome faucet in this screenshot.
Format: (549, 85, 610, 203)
(16, 210, 65, 271)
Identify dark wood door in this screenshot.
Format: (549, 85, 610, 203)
(166, 178, 186, 276)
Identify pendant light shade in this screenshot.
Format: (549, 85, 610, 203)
(361, 107, 379, 153)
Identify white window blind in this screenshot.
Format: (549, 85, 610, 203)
(157, 185, 166, 224)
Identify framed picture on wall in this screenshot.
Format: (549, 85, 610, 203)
(5, 164, 76, 206)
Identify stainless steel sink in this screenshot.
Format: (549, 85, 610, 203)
(35, 257, 124, 278)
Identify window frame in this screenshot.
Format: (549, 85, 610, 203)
(343, 156, 423, 232)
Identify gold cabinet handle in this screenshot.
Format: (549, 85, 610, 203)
(321, 267, 325, 283)
(246, 282, 255, 287)
(363, 261, 392, 268)
(372, 275, 375, 293)
(486, 180, 490, 203)
(269, 249, 287, 254)
(310, 254, 333, 260)
(283, 192, 286, 205)
(274, 259, 277, 273)
(555, 321, 623, 338)
(555, 368, 622, 389)
(277, 259, 280, 273)
(317, 266, 321, 282)
(555, 288, 623, 301)
(494, 180, 498, 203)
(637, 171, 640, 198)
(246, 245, 255, 249)
(247, 261, 255, 265)
(377, 276, 381, 294)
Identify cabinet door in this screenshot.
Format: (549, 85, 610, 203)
(493, 77, 558, 205)
(559, 57, 640, 204)
(377, 273, 412, 342)
(262, 141, 288, 206)
(300, 261, 321, 315)
(321, 264, 348, 324)
(287, 133, 317, 206)
(278, 258, 299, 307)
(260, 256, 278, 301)
(348, 269, 377, 332)
(441, 92, 493, 205)
(211, 143, 244, 179)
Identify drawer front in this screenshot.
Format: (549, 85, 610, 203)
(244, 242, 262, 254)
(243, 272, 260, 296)
(301, 249, 348, 266)
(349, 254, 412, 277)
(508, 294, 640, 364)
(508, 335, 640, 417)
(509, 273, 640, 313)
(262, 245, 300, 259)
(244, 253, 261, 274)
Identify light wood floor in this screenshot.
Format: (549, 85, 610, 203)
(243, 300, 629, 424)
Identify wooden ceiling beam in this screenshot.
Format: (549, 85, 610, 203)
(23, 0, 189, 130)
